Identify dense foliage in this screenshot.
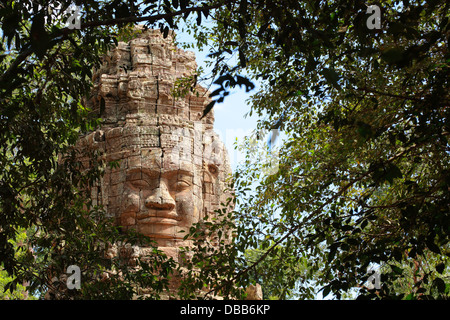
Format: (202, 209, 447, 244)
(0, 0, 216, 299)
(1, 0, 449, 299)
(188, 0, 450, 299)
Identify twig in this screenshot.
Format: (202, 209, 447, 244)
(358, 86, 424, 102)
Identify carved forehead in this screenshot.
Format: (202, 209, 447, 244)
(89, 119, 226, 161)
(78, 120, 231, 184)
(128, 147, 199, 174)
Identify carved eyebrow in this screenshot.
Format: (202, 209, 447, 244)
(164, 170, 194, 181)
(126, 168, 193, 178)
(174, 170, 193, 177)
(126, 167, 159, 179)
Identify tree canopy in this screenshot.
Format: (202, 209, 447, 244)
(1, 0, 449, 299)
(193, 0, 450, 300)
(0, 0, 218, 299)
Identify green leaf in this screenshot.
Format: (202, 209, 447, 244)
(224, 41, 239, 47)
(30, 12, 50, 59)
(435, 262, 445, 274)
(380, 47, 404, 64)
(327, 243, 339, 263)
(238, 48, 246, 68)
(356, 121, 373, 139)
(426, 237, 440, 254)
(200, 100, 215, 119)
(432, 278, 446, 293)
(385, 163, 403, 184)
(408, 247, 417, 258)
(163, 26, 170, 38)
(305, 57, 316, 75)
(388, 22, 405, 36)
(405, 293, 415, 300)
(235, 75, 254, 92)
(322, 68, 341, 90)
(341, 225, 353, 232)
(390, 265, 403, 275)
(322, 285, 331, 298)
(115, 3, 130, 19)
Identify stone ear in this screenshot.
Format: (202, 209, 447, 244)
(207, 164, 219, 177)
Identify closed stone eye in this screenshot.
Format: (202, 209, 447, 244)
(129, 179, 150, 188)
(172, 180, 191, 191)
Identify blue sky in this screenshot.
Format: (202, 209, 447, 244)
(174, 28, 263, 172)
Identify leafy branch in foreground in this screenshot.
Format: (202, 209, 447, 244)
(0, 0, 234, 299)
(186, 0, 450, 300)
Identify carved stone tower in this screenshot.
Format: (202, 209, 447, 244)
(75, 28, 233, 297)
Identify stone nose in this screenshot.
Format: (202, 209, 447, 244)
(144, 181, 176, 211)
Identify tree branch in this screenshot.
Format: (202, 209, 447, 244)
(205, 143, 420, 298)
(78, 3, 224, 29)
(0, 3, 226, 87)
(358, 86, 424, 102)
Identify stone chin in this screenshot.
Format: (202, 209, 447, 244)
(120, 213, 191, 246)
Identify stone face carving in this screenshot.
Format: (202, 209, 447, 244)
(77, 28, 233, 275)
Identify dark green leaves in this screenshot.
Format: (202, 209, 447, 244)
(327, 243, 340, 263)
(203, 74, 255, 117)
(199, 0, 450, 301)
(371, 162, 403, 185)
(390, 265, 403, 275)
(238, 48, 246, 68)
(380, 47, 405, 64)
(356, 121, 373, 139)
(322, 285, 331, 298)
(201, 100, 215, 119)
(1, 6, 21, 49)
(30, 12, 50, 59)
(426, 237, 441, 254)
(432, 278, 446, 294)
(435, 262, 445, 274)
(321, 68, 341, 90)
(114, 2, 131, 19)
(305, 57, 317, 75)
(235, 75, 255, 92)
(384, 163, 403, 184)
